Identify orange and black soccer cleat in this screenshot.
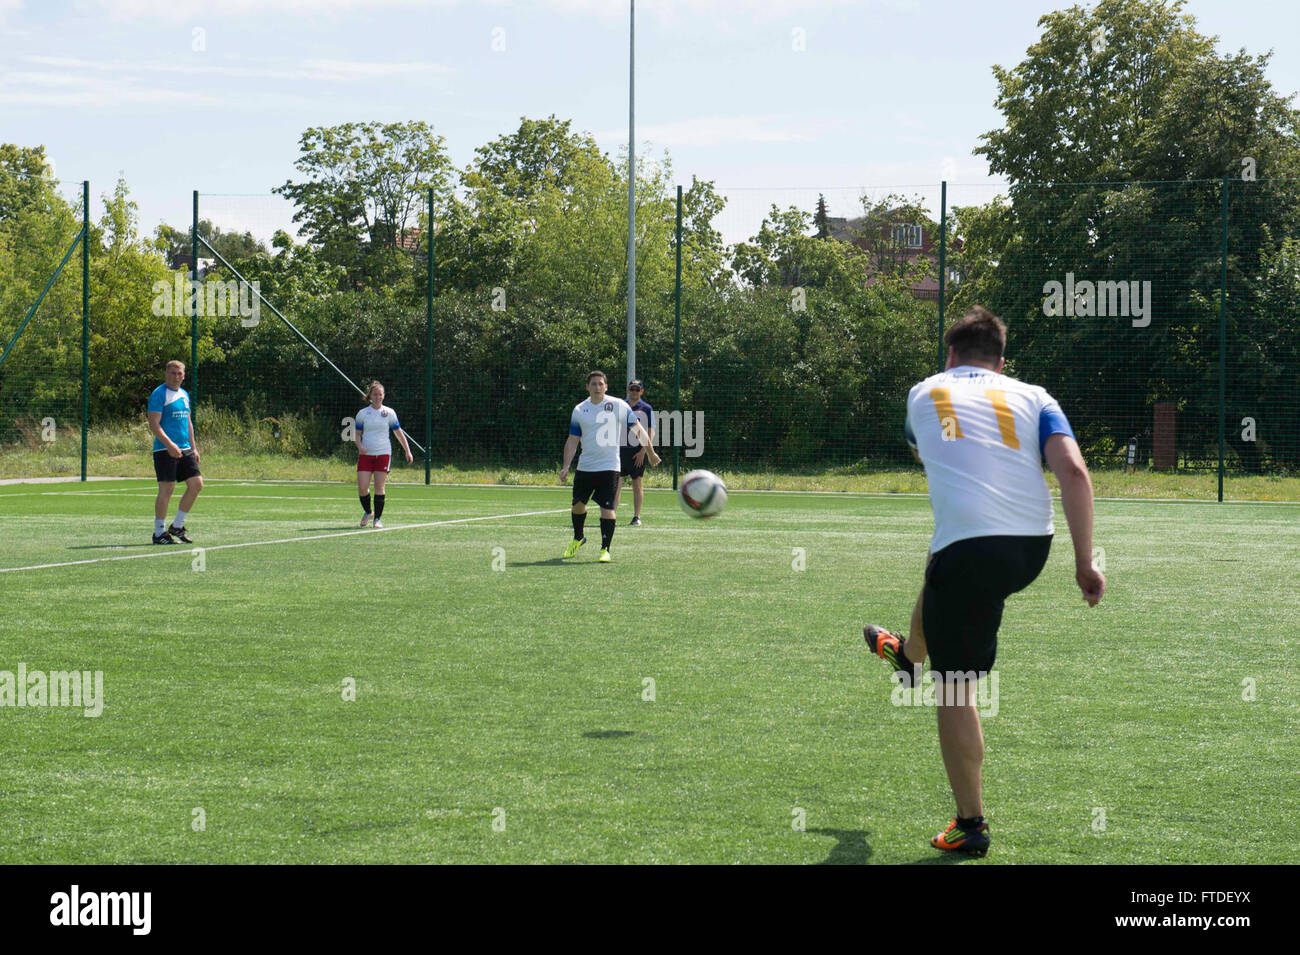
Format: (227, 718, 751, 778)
(863, 624, 918, 684)
(931, 818, 990, 857)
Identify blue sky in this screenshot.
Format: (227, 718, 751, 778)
(2, 0, 1297, 244)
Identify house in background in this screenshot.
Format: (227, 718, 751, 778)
(824, 212, 961, 301)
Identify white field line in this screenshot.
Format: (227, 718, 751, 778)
(0, 508, 569, 575)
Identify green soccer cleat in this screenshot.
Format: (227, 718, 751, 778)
(599, 548, 612, 562)
(562, 537, 586, 559)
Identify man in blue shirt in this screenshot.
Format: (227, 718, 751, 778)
(614, 379, 655, 526)
(146, 360, 204, 544)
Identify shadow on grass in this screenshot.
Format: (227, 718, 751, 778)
(904, 852, 979, 865)
(582, 730, 650, 740)
(508, 558, 576, 567)
(807, 827, 873, 865)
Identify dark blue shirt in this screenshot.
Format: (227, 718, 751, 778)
(623, 399, 655, 448)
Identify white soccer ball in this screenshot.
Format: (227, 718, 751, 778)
(678, 469, 727, 518)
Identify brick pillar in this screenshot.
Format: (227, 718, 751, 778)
(1153, 401, 1177, 470)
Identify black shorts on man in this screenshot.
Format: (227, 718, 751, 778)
(920, 534, 1052, 675)
(572, 470, 619, 510)
(619, 446, 646, 479)
(153, 448, 201, 484)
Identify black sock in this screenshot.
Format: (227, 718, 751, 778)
(600, 517, 615, 549)
(957, 815, 985, 830)
(360, 493, 372, 514)
(572, 511, 586, 540)
(374, 494, 385, 519)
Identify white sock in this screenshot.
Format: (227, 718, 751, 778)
(155, 519, 165, 535)
(174, 509, 188, 528)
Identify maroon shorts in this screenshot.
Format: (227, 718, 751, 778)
(357, 453, 391, 473)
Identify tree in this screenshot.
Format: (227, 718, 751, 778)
(962, 0, 1300, 465)
(813, 194, 831, 239)
(276, 121, 454, 291)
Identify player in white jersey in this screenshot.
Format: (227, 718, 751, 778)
(862, 306, 1106, 858)
(558, 370, 660, 561)
(354, 381, 413, 528)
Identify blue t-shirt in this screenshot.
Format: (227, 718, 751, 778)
(148, 385, 192, 452)
(622, 399, 655, 448)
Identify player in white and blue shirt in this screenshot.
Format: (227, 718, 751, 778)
(557, 370, 660, 561)
(860, 307, 1105, 859)
(353, 381, 413, 528)
(146, 360, 203, 544)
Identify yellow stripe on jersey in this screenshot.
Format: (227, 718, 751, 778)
(985, 388, 1021, 449)
(928, 388, 964, 441)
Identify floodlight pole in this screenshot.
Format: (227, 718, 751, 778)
(626, 0, 636, 385)
(80, 180, 89, 482)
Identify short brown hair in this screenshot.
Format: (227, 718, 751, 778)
(166, 360, 185, 372)
(944, 306, 1006, 364)
(366, 380, 385, 399)
(586, 370, 607, 384)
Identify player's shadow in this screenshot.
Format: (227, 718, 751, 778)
(904, 850, 981, 865)
(508, 558, 576, 567)
(300, 526, 373, 532)
(807, 827, 873, 865)
(582, 730, 650, 740)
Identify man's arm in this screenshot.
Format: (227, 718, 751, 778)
(188, 415, 199, 462)
(558, 435, 579, 481)
(630, 422, 660, 466)
(1044, 433, 1105, 606)
(148, 412, 182, 458)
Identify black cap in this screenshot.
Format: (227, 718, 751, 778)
(628, 379, 644, 390)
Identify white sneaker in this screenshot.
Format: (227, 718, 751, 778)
(360, 514, 371, 527)
(373, 519, 384, 529)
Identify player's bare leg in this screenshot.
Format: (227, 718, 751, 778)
(936, 676, 984, 818)
(902, 588, 927, 665)
(155, 481, 175, 522)
(177, 474, 203, 514)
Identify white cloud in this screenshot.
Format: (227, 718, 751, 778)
(0, 0, 21, 25)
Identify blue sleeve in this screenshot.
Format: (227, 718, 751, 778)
(1039, 400, 1075, 454)
(147, 387, 163, 415)
(569, 412, 581, 437)
(389, 414, 400, 431)
(626, 404, 637, 428)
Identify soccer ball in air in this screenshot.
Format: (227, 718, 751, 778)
(678, 469, 727, 518)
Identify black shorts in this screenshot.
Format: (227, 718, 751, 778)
(619, 446, 646, 479)
(572, 470, 619, 510)
(154, 448, 201, 484)
(921, 534, 1052, 675)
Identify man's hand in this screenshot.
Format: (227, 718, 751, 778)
(646, 449, 662, 467)
(404, 449, 413, 464)
(191, 448, 200, 464)
(633, 448, 646, 467)
(167, 445, 182, 459)
(1077, 560, 1106, 607)
(559, 466, 569, 483)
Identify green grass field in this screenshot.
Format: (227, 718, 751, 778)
(0, 477, 1295, 863)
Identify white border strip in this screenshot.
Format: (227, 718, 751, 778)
(0, 508, 569, 575)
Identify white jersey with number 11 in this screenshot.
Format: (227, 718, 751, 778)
(905, 365, 1075, 552)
